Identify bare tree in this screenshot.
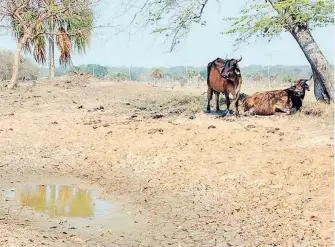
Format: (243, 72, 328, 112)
(0, 0, 96, 89)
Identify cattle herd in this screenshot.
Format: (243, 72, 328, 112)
(206, 57, 313, 117)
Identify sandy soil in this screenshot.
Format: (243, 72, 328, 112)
(0, 78, 333, 247)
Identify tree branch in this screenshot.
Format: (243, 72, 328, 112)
(193, 0, 209, 22)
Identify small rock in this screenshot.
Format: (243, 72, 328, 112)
(310, 215, 319, 221)
(152, 114, 164, 119)
(51, 121, 58, 125)
(93, 106, 104, 111)
(246, 124, 256, 129)
(208, 125, 216, 129)
(77, 105, 83, 109)
(148, 128, 164, 134)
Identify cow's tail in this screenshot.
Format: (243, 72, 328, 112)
(206, 62, 212, 87)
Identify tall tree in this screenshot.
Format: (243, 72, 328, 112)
(123, 0, 334, 102)
(224, 0, 334, 102)
(0, 0, 94, 89)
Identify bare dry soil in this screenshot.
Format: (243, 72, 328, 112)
(0, 79, 333, 247)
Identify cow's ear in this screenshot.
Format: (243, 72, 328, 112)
(214, 60, 224, 68)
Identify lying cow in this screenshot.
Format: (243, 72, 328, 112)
(243, 76, 312, 115)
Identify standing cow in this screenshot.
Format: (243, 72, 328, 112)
(206, 56, 243, 117)
(243, 76, 312, 115)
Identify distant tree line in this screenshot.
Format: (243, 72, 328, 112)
(45, 63, 320, 83)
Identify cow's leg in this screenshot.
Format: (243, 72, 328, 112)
(233, 91, 241, 117)
(225, 91, 231, 115)
(207, 87, 213, 113)
(243, 108, 256, 116)
(215, 91, 220, 112)
(275, 105, 291, 115)
(233, 82, 242, 117)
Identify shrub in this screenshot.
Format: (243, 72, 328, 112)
(0, 50, 39, 81)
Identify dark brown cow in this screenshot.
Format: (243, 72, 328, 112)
(206, 57, 243, 116)
(243, 76, 312, 115)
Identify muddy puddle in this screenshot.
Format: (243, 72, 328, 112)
(4, 184, 112, 219)
(0, 176, 133, 235)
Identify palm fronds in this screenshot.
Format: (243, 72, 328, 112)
(10, 0, 94, 69)
(56, 27, 72, 66)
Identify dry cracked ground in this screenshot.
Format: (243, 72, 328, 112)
(0, 78, 333, 247)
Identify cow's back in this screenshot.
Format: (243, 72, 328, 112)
(244, 90, 289, 115)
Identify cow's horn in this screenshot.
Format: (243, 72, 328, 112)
(237, 56, 242, 62)
(308, 74, 313, 81)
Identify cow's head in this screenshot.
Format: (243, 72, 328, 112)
(292, 75, 312, 97)
(222, 56, 242, 78)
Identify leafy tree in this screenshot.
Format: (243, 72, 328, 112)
(225, 0, 333, 102)
(107, 72, 129, 81)
(10, 0, 93, 79)
(86, 64, 108, 78)
(72, 64, 108, 78)
(0, 0, 94, 89)
(199, 70, 207, 79)
(187, 70, 199, 78)
(151, 68, 163, 79)
(251, 73, 263, 82)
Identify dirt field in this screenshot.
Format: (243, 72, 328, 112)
(0, 78, 333, 247)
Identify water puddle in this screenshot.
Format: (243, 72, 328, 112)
(5, 184, 111, 219)
(1, 178, 133, 233)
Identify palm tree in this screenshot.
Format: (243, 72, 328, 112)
(11, 0, 93, 79)
(151, 68, 163, 79)
(151, 68, 163, 86)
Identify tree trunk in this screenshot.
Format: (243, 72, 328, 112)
(49, 36, 55, 78)
(290, 27, 334, 102)
(8, 36, 27, 89)
(312, 66, 330, 103)
(49, 16, 55, 78)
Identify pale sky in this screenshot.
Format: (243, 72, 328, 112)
(0, 0, 334, 68)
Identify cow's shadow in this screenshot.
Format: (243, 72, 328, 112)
(204, 109, 234, 117)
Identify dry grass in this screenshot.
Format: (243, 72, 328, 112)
(160, 82, 334, 119)
(299, 101, 333, 118)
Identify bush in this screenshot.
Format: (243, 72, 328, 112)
(73, 64, 109, 79)
(107, 72, 129, 82)
(0, 50, 39, 81)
